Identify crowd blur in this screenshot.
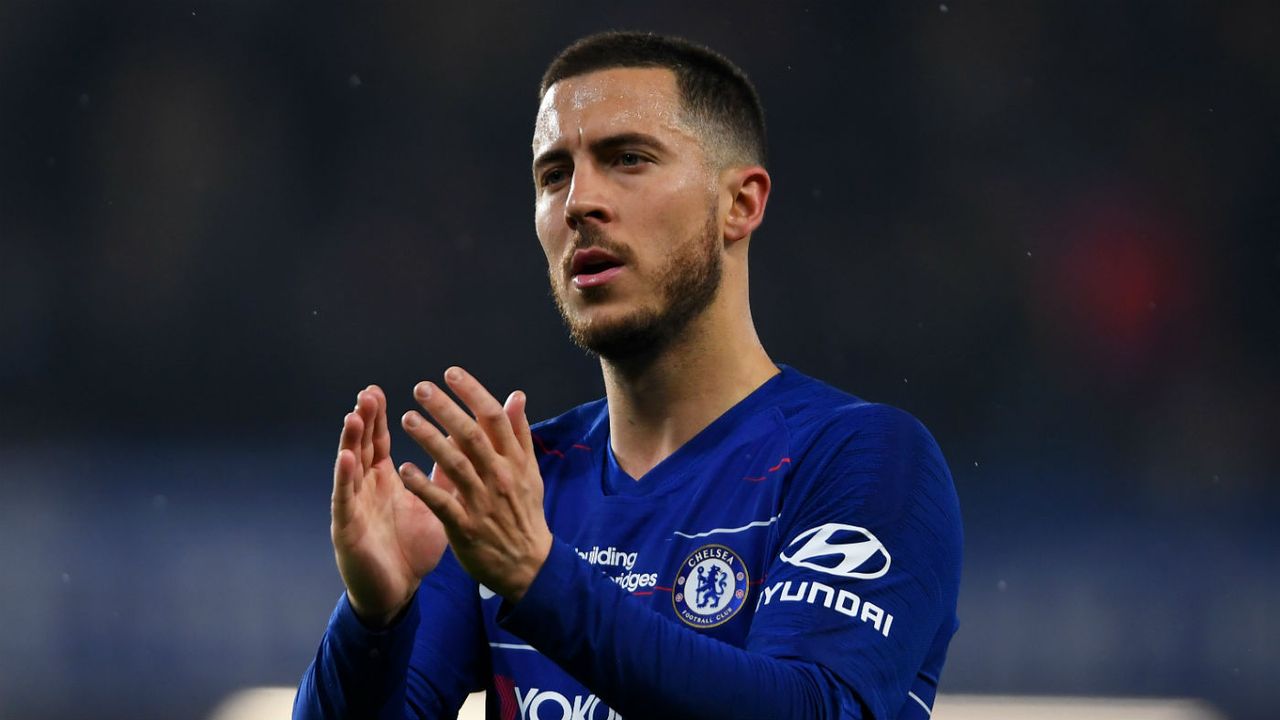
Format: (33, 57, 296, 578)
(1, 2, 1275, 719)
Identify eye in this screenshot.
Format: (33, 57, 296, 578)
(617, 152, 647, 168)
(540, 167, 568, 187)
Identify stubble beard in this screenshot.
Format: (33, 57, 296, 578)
(550, 207, 723, 365)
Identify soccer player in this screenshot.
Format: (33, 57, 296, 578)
(295, 31, 962, 720)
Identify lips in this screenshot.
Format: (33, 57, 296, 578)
(570, 248, 626, 289)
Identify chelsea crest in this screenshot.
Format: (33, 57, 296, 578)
(672, 544, 750, 628)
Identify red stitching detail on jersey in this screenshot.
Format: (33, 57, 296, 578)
(571, 443, 591, 451)
(532, 433, 565, 458)
(745, 456, 791, 481)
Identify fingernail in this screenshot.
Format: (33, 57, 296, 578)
(403, 411, 420, 428)
(445, 367, 462, 382)
(415, 381, 433, 399)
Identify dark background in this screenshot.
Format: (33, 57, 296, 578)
(1, 1, 1277, 718)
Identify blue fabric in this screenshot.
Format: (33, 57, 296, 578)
(295, 365, 962, 719)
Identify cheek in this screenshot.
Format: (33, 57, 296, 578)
(637, 169, 711, 220)
(534, 205, 562, 263)
(645, 189, 712, 241)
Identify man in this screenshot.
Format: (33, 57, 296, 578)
(295, 31, 961, 720)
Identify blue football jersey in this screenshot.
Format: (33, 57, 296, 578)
(296, 365, 962, 720)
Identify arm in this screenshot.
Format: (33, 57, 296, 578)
(497, 539, 843, 719)
(294, 386, 486, 719)
(745, 405, 963, 719)
(497, 405, 960, 720)
(294, 551, 488, 720)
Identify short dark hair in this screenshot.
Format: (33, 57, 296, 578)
(540, 31, 767, 168)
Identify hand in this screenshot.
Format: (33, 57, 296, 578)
(397, 366, 553, 602)
(331, 385, 453, 627)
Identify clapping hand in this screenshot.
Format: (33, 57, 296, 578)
(331, 385, 451, 627)
(396, 366, 552, 602)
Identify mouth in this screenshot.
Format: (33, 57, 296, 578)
(570, 248, 626, 289)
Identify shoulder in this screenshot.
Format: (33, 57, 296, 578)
(772, 369, 953, 518)
(528, 397, 607, 459)
(772, 367, 942, 462)
(531, 396, 606, 434)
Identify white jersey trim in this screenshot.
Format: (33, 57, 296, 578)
(673, 514, 781, 539)
(907, 690, 932, 716)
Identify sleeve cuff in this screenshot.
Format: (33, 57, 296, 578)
(496, 538, 585, 637)
(329, 590, 422, 663)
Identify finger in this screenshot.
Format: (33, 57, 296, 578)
(504, 390, 536, 460)
(337, 406, 363, 457)
(369, 384, 391, 464)
(401, 409, 487, 505)
(399, 460, 457, 498)
(413, 379, 499, 479)
(333, 447, 359, 524)
(444, 366, 520, 456)
(399, 459, 469, 530)
(356, 388, 377, 471)
(337, 411, 365, 496)
(425, 460, 459, 497)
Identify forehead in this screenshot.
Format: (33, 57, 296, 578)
(532, 67, 691, 154)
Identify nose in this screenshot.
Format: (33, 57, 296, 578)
(564, 164, 613, 232)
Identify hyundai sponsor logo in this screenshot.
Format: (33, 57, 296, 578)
(778, 523, 891, 579)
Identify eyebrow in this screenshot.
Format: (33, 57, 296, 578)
(532, 132, 671, 175)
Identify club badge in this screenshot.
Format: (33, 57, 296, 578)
(672, 544, 749, 628)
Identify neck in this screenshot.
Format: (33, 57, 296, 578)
(600, 297, 778, 480)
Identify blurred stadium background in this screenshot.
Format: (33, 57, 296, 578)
(0, 2, 1276, 719)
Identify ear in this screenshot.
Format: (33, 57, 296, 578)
(723, 165, 771, 244)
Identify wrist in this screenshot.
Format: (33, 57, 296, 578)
(503, 531, 555, 603)
(346, 589, 415, 630)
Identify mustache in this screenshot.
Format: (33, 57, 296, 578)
(561, 225, 635, 276)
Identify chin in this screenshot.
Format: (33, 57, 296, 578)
(569, 306, 671, 361)
(558, 288, 646, 336)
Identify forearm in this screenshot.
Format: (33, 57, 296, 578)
(497, 540, 857, 720)
(294, 592, 423, 720)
